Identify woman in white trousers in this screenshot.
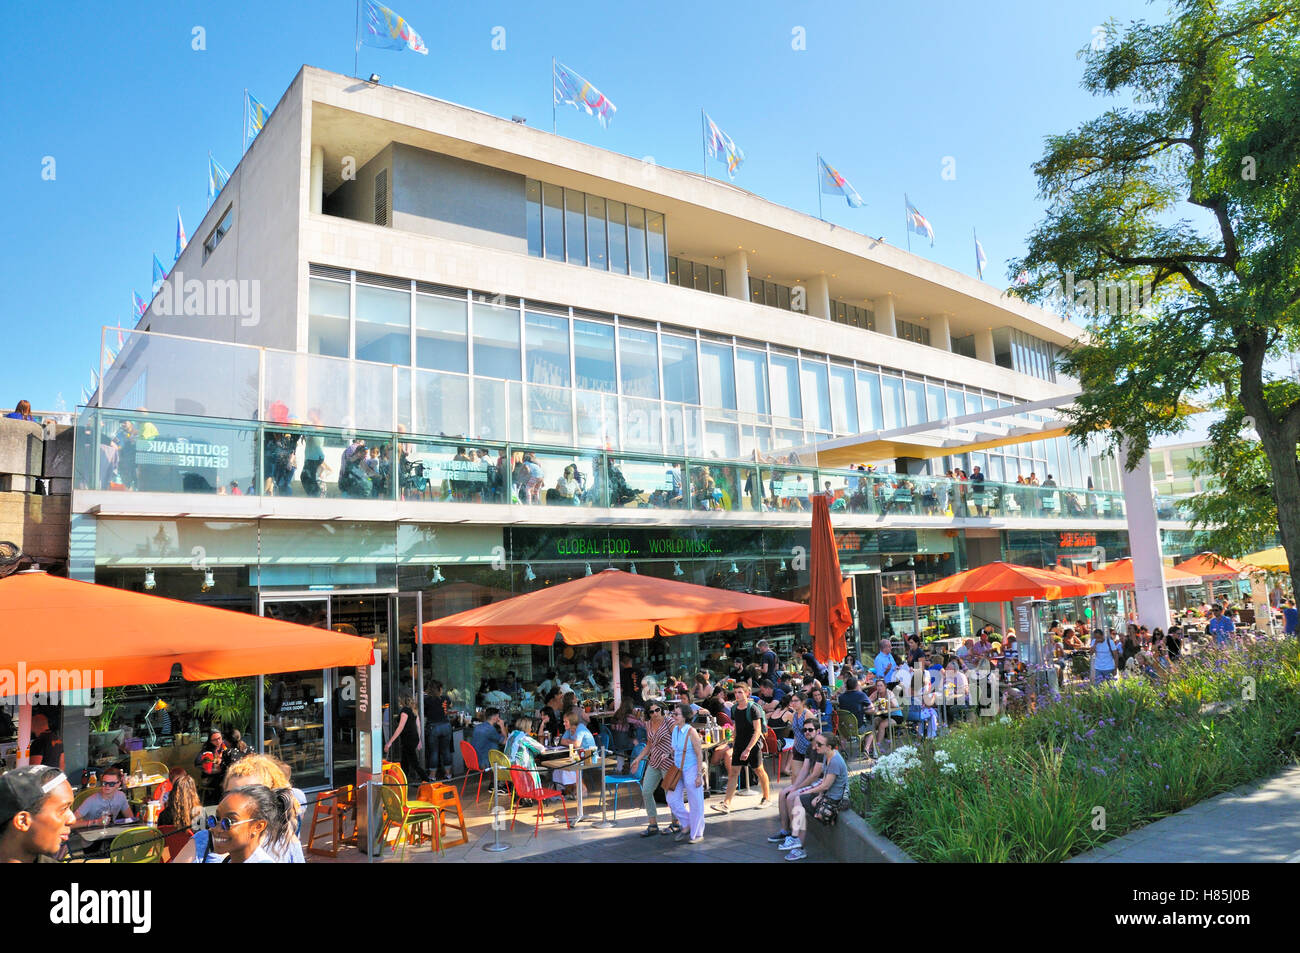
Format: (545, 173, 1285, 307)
(667, 704, 706, 843)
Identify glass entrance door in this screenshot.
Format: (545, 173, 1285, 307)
(259, 597, 332, 790)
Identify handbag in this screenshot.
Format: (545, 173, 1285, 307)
(659, 728, 689, 792)
(813, 795, 842, 826)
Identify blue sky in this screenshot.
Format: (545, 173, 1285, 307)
(0, 0, 1160, 413)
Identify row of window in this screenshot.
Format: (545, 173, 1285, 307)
(748, 277, 803, 312)
(668, 257, 726, 296)
(830, 300, 875, 331)
(524, 179, 668, 281)
(896, 319, 931, 347)
(993, 326, 1058, 382)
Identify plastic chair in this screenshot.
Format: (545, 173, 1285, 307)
(417, 782, 470, 849)
(109, 827, 164, 863)
(383, 766, 441, 819)
(378, 786, 437, 861)
(487, 749, 515, 814)
(459, 741, 488, 804)
(598, 726, 612, 753)
(604, 743, 647, 820)
(161, 826, 194, 863)
(71, 787, 100, 813)
(306, 785, 355, 858)
(837, 711, 861, 760)
(509, 765, 567, 837)
(761, 728, 783, 783)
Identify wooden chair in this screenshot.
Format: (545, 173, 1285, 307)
(306, 785, 356, 858)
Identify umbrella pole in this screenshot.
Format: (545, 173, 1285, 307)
(17, 701, 31, 767)
(610, 640, 621, 711)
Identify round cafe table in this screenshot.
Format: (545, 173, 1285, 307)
(66, 821, 152, 860)
(542, 752, 617, 827)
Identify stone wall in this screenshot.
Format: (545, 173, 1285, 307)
(0, 418, 71, 566)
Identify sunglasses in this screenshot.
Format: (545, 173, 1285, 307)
(208, 815, 259, 831)
(803, 726, 817, 732)
(648, 708, 662, 714)
(100, 781, 120, 787)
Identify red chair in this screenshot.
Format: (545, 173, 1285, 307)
(509, 766, 567, 837)
(459, 740, 488, 804)
(762, 727, 784, 783)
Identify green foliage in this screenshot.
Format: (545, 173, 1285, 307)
(1007, 0, 1300, 591)
(852, 639, 1300, 862)
(193, 680, 254, 734)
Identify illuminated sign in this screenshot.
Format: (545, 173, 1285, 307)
(1059, 532, 1098, 548)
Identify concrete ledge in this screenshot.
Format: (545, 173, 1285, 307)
(805, 806, 914, 863)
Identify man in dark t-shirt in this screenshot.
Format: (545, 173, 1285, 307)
(757, 640, 779, 681)
(27, 715, 63, 772)
(837, 678, 869, 725)
(715, 684, 770, 814)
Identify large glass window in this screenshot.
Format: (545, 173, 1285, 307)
(472, 299, 521, 380)
(586, 195, 608, 270)
(308, 278, 349, 358)
(800, 359, 832, 433)
(627, 206, 647, 279)
(574, 319, 616, 392)
(903, 378, 927, 425)
(646, 212, 667, 282)
(542, 183, 564, 262)
(525, 312, 570, 387)
(769, 352, 802, 422)
(525, 179, 542, 258)
(619, 326, 660, 399)
(662, 333, 700, 405)
(564, 189, 587, 265)
(880, 374, 906, 429)
(355, 283, 411, 365)
(926, 383, 946, 422)
(856, 369, 883, 431)
(829, 364, 857, 434)
(415, 293, 467, 373)
(699, 341, 735, 410)
(945, 386, 965, 420)
(607, 200, 628, 275)
(735, 347, 769, 416)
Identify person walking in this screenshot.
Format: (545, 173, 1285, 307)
(666, 704, 706, 844)
(423, 681, 453, 781)
(1091, 627, 1121, 684)
(714, 682, 770, 813)
(628, 702, 674, 837)
(384, 693, 428, 789)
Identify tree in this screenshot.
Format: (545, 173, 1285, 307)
(1009, 0, 1300, 598)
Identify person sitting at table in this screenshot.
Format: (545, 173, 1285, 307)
(1165, 625, 1184, 660)
(505, 716, 548, 790)
(195, 729, 228, 806)
(553, 710, 597, 801)
(955, 638, 974, 661)
(1063, 627, 1085, 650)
(73, 767, 134, 828)
(156, 771, 203, 832)
(606, 697, 638, 766)
(203, 785, 296, 864)
(471, 708, 507, 774)
(0, 765, 75, 863)
(837, 678, 869, 726)
(538, 688, 564, 742)
(867, 677, 903, 754)
(940, 659, 971, 724)
(756, 679, 784, 715)
(807, 685, 833, 728)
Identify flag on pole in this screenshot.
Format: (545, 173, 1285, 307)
(702, 112, 744, 179)
(904, 195, 935, 246)
(153, 254, 167, 290)
(974, 232, 988, 280)
(133, 292, 148, 319)
(246, 90, 270, 146)
(1015, 269, 1031, 286)
(553, 61, 616, 128)
(175, 208, 187, 261)
(208, 153, 230, 205)
(818, 156, 865, 208)
(361, 0, 428, 54)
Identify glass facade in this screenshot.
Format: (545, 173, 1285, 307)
(525, 177, 667, 281)
(668, 257, 726, 296)
(993, 327, 1059, 382)
(830, 300, 874, 331)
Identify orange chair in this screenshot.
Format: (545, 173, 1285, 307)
(509, 765, 567, 837)
(306, 785, 356, 858)
(460, 740, 489, 804)
(418, 782, 470, 850)
(762, 727, 784, 783)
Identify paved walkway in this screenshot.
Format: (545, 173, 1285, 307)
(1070, 764, 1300, 863)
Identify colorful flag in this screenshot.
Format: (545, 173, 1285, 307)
(818, 155, 864, 208)
(153, 254, 167, 290)
(246, 90, 270, 146)
(905, 194, 935, 246)
(553, 61, 616, 128)
(133, 291, 148, 319)
(974, 233, 988, 280)
(175, 208, 187, 261)
(1015, 269, 1031, 286)
(361, 0, 428, 54)
(208, 153, 230, 204)
(703, 112, 745, 179)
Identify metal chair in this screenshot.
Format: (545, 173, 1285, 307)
(487, 749, 515, 814)
(604, 743, 647, 819)
(109, 827, 164, 863)
(459, 740, 489, 804)
(509, 766, 567, 837)
(377, 786, 437, 861)
(837, 710, 862, 760)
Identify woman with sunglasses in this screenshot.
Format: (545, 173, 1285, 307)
(666, 704, 706, 844)
(203, 784, 296, 863)
(628, 702, 675, 837)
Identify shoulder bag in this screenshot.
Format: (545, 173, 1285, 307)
(659, 728, 689, 792)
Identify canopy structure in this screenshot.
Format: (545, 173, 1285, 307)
(1240, 546, 1288, 573)
(890, 561, 1105, 607)
(1174, 552, 1253, 581)
(0, 570, 374, 688)
(421, 568, 810, 646)
(810, 494, 850, 666)
(1084, 558, 1203, 592)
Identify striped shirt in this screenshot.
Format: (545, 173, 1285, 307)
(645, 718, 675, 771)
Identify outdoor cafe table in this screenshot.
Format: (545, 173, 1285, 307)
(539, 752, 617, 826)
(66, 821, 152, 859)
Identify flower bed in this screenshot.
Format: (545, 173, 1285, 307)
(848, 639, 1300, 862)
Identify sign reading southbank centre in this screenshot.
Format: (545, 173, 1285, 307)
(137, 436, 231, 470)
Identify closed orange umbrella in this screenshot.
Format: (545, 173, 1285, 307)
(421, 568, 809, 646)
(0, 570, 373, 687)
(891, 561, 1105, 606)
(810, 494, 851, 665)
(1085, 558, 1202, 591)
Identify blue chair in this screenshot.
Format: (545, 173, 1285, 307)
(598, 726, 612, 753)
(604, 743, 647, 820)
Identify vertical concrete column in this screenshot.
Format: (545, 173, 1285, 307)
(931, 313, 952, 351)
(724, 251, 749, 302)
(1119, 437, 1170, 631)
(806, 275, 831, 319)
(310, 145, 325, 215)
(874, 293, 897, 336)
(974, 328, 995, 363)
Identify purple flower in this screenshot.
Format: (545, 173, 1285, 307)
(1085, 729, 1096, 738)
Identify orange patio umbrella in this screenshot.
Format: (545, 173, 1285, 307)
(1174, 552, 1252, 581)
(421, 568, 810, 646)
(0, 570, 374, 687)
(1085, 557, 1202, 591)
(809, 494, 851, 665)
(891, 561, 1105, 606)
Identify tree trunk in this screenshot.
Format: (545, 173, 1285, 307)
(1242, 396, 1300, 602)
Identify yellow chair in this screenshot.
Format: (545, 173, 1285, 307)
(109, 827, 165, 863)
(140, 761, 169, 778)
(487, 749, 515, 814)
(71, 787, 100, 814)
(378, 787, 438, 861)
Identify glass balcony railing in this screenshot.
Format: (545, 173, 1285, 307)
(75, 406, 1138, 522)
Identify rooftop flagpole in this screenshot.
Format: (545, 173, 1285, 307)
(552, 58, 557, 134)
(353, 0, 361, 78)
(701, 109, 707, 179)
(904, 194, 912, 253)
(242, 89, 248, 156)
(817, 154, 824, 221)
